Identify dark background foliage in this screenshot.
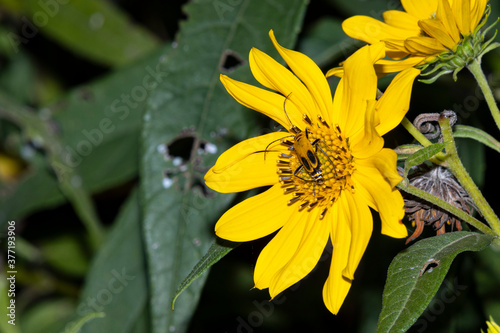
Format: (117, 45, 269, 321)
(0, 0, 499, 332)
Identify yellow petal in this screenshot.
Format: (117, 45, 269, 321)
(384, 39, 412, 57)
(374, 56, 425, 74)
(436, 0, 461, 43)
(350, 187, 406, 238)
(322, 201, 352, 315)
(375, 67, 420, 136)
(268, 208, 329, 298)
(326, 66, 343, 78)
(205, 132, 289, 193)
(404, 36, 447, 55)
(383, 10, 421, 32)
(338, 43, 384, 137)
(452, 0, 471, 35)
(331, 74, 344, 123)
(470, 0, 488, 32)
(419, 18, 457, 49)
(269, 30, 334, 126)
(220, 74, 298, 129)
(249, 47, 316, 128)
(356, 148, 402, 188)
(485, 318, 500, 333)
(342, 190, 373, 280)
(214, 184, 294, 242)
(342, 15, 417, 45)
(254, 209, 315, 290)
(353, 155, 408, 238)
(401, 0, 439, 20)
(350, 100, 384, 159)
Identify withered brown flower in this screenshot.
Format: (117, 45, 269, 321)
(399, 165, 476, 244)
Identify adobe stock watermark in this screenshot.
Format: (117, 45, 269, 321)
(452, 75, 500, 122)
(61, 267, 135, 332)
(412, 277, 468, 332)
(53, 63, 168, 176)
(4, 0, 70, 54)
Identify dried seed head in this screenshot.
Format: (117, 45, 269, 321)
(399, 165, 476, 244)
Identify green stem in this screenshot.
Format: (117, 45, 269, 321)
(0, 92, 105, 248)
(401, 117, 433, 147)
(397, 183, 494, 236)
(401, 117, 446, 164)
(467, 59, 500, 132)
(440, 116, 500, 235)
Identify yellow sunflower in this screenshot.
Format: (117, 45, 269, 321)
(205, 30, 420, 314)
(340, 0, 490, 74)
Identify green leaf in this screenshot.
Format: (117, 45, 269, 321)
(298, 17, 360, 67)
(75, 190, 149, 333)
(403, 142, 448, 180)
(41, 234, 89, 276)
(21, 298, 75, 333)
(453, 124, 500, 153)
(171, 239, 239, 309)
(22, 0, 160, 66)
(377, 232, 494, 333)
(0, 45, 170, 227)
(61, 312, 105, 333)
(0, 91, 105, 246)
(395, 144, 423, 161)
(140, 1, 308, 332)
(0, 52, 37, 104)
(0, 169, 59, 225)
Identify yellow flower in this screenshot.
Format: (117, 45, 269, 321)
(340, 0, 490, 75)
(483, 317, 500, 333)
(0, 153, 25, 181)
(205, 30, 419, 314)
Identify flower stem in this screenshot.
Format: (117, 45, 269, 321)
(439, 115, 500, 235)
(401, 117, 433, 147)
(0, 92, 105, 249)
(396, 183, 494, 236)
(401, 117, 446, 163)
(467, 59, 500, 132)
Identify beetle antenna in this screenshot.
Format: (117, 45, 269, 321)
(283, 92, 299, 133)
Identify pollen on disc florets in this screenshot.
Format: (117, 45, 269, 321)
(276, 114, 356, 219)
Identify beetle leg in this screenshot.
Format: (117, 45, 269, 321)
(294, 165, 303, 176)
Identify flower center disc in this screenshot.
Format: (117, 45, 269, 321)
(276, 116, 355, 219)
